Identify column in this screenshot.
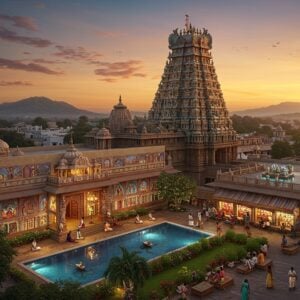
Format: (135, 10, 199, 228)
(57, 194, 67, 234)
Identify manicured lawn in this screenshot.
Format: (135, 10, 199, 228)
(137, 242, 244, 299)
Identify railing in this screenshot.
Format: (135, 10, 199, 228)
(216, 169, 300, 192)
(47, 162, 165, 186)
(0, 176, 47, 188)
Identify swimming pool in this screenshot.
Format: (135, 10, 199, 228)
(22, 222, 211, 285)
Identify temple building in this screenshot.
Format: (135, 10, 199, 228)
(87, 21, 238, 184)
(1, 19, 299, 237)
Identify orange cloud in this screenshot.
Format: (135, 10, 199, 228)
(53, 45, 103, 63)
(94, 60, 146, 82)
(0, 80, 33, 86)
(0, 26, 52, 47)
(0, 58, 63, 75)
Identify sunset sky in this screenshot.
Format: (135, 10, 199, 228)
(0, 0, 300, 113)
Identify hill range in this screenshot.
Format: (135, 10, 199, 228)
(233, 102, 300, 117)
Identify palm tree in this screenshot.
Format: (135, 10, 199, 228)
(104, 246, 151, 298)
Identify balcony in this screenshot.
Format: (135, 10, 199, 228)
(0, 176, 47, 189)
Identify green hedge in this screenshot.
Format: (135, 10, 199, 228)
(112, 207, 149, 220)
(9, 230, 52, 247)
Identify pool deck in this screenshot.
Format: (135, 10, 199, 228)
(12, 207, 300, 299)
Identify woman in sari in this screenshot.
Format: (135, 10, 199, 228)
(241, 279, 250, 300)
(266, 265, 273, 288)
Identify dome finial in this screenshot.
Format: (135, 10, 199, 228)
(119, 95, 122, 104)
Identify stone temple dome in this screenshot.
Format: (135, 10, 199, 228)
(96, 127, 112, 138)
(0, 139, 9, 156)
(109, 95, 134, 134)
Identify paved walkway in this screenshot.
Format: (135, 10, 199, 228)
(12, 207, 300, 299)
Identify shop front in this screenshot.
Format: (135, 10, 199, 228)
(237, 205, 252, 221)
(214, 188, 299, 230)
(219, 201, 234, 216)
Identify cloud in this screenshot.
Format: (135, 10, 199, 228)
(0, 26, 52, 47)
(31, 58, 67, 64)
(0, 58, 63, 75)
(99, 78, 117, 83)
(0, 80, 33, 86)
(53, 45, 102, 63)
(23, 51, 31, 55)
(0, 14, 38, 31)
(94, 60, 146, 82)
(95, 30, 125, 38)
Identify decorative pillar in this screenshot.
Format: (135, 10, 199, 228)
(57, 194, 67, 234)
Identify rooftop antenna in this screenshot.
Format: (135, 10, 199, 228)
(185, 14, 190, 31)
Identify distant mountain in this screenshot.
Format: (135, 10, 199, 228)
(233, 102, 300, 117)
(0, 97, 107, 120)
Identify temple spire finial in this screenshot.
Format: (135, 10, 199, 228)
(119, 95, 122, 104)
(185, 14, 190, 31)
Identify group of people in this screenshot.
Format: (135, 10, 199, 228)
(208, 266, 225, 285)
(241, 266, 297, 299)
(187, 211, 204, 228)
(244, 251, 258, 270)
(135, 212, 156, 224)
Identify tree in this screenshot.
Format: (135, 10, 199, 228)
(0, 130, 34, 147)
(104, 247, 150, 298)
(32, 117, 48, 129)
(0, 230, 16, 285)
(271, 141, 293, 159)
(56, 119, 73, 129)
(156, 173, 196, 207)
(64, 115, 92, 144)
(97, 118, 109, 128)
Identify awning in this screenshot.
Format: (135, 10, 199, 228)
(215, 188, 299, 213)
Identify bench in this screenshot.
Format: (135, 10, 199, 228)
(256, 258, 272, 270)
(236, 264, 253, 274)
(191, 281, 214, 297)
(282, 245, 299, 255)
(215, 275, 234, 289)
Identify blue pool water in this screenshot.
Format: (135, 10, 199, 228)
(24, 222, 210, 285)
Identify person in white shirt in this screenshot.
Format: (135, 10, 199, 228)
(288, 267, 297, 290)
(148, 212, 155, 221)
(31, 239, 41, 251)
(135, 214, 143, 224)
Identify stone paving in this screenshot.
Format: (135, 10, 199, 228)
(13, 207, 300, 299)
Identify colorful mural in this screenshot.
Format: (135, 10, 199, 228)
(114, 183, 124, 196)
(126, 181, 137, 194)
(39, 194, 47, 211)
(0, 200, 17, 219)
(114, 158, 124, 167)
(139, 180, 148, 191)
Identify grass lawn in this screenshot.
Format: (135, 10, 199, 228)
(137, 242, 244, 299)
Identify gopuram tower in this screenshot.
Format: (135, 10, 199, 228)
(148, 17, 238, 180)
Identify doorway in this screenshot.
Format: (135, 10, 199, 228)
(65, 193, 84, 220)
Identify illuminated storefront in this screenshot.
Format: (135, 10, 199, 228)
(219, 201, 234, 216)
(255, 208, 273, 223)
(276, 212, 294, 228)
(237, 205, 252, 220)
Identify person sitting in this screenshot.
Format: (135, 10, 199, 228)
(262, 219, 270, 229)
(219, 266, 225, 282)
(31, 239, 41, 251)
(257, 251, 265, 265)
(135, 214, 143, 224)
(75, 261, 85, 271)
(210, 270, 222, 284)
(143, 240, 153, 248)
(148, 212, 156, 221)
(104, 222, 113, 232)
(66, 231, 76, 242)
(79, 217, 85, 229)
(281, 234, 288, 248)
(250, 252, 257, 269)
(176, 283, 188, 298)
(76, 228, 84, 240)
(261, 243, 268, 256)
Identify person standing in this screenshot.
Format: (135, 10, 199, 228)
(241, 279, 250, 300)
(266, 265, 273, 289)
(288, 267, 297, 291)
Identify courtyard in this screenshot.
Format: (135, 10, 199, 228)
(11, 207, 300, 300)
